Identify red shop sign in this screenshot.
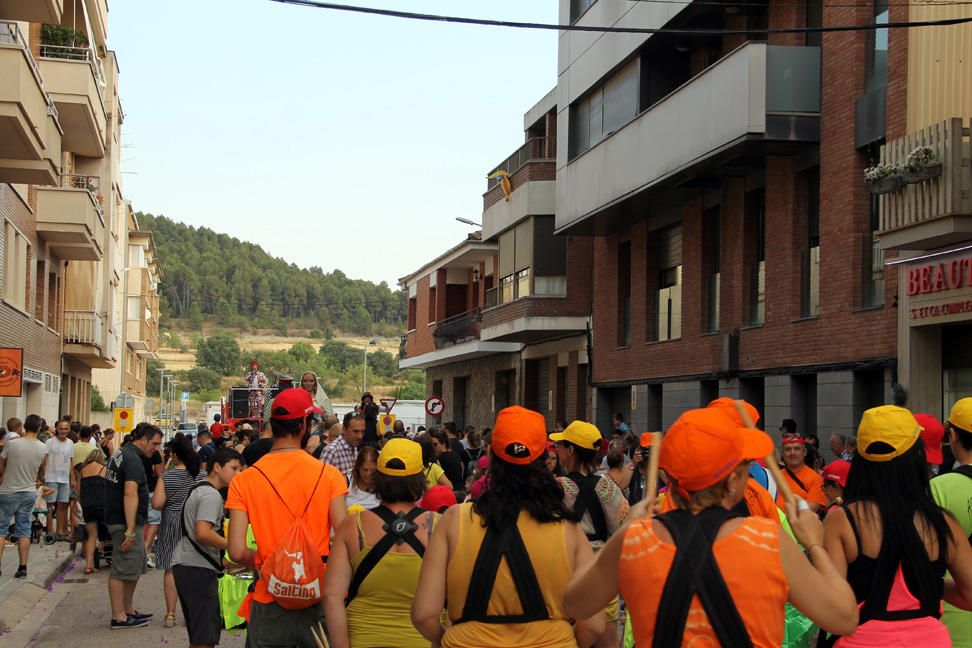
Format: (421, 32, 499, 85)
(906, 256, 972, 296)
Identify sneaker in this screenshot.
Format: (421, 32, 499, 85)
(14, 567, 27, 579)
(146, 553, 155, 569)
(128, 611, 153, 621)
(111, 617, 149, 630)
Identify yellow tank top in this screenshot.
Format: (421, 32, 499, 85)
(443, 503, 577, 648)
(346, 512, 431, 648)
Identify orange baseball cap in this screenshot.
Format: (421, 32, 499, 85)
(640, 432, 655, 448)
(707, 397, 761, 428)
(660, 408, 774, 494)
(491, 406, 547, 466)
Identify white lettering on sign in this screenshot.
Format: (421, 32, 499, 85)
(268, 575, 321, 601)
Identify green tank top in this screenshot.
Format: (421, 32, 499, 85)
(346, 512, 431, 648)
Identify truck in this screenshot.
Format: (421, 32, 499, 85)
(219, 374, 333, 434)
(204, 401, 222, 426)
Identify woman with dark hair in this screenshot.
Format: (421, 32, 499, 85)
(544, 442, 563, 477)
(429, 428, 464, 489)
(78, 446, 108, 574)
(151, 435, 205, 628)
(325, 439, 434, 648)
(823, 405, 972, 647)
(419, 435, 452, 491)
(346, 445, 379, 510)
(412, 406, 603, 647)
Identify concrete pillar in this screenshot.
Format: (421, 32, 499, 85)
(817, 371, 856, 455)
(720, 378, 741, 400)
(630, 385, 650, 431)
(662, 381, 701, 429)
(764, 374, 795, 438)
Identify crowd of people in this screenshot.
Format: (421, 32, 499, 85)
(2, 390, 972, 648)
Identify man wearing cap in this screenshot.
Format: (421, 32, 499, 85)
(779, 434, 827, 511)
(227, 388, 348, 648)
(931, 399, 972, 646)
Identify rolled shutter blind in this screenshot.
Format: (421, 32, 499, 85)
(659, 225, 683, 269)
(499, 230, 515, 278)
(514, 221, 533, 272)
(603, 59, 639, 136)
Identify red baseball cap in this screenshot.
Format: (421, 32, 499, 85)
(660, 408, 774, 494)
(822, 459, 851, 488)
(491, 406, 547, 465)
(914, 413, 945, 465)
(707, 397, 761, 428)
(420, 485, 457, 512)
(269, 388, 323, 420)
(781, 433, 805, 446)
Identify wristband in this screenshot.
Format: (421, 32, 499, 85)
(124, 530, 137, 540)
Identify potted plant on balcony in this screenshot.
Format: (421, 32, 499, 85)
(864, 163, 904, 195)
(900, 146, 942, 184)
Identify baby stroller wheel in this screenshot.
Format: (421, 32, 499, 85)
(94, 548, 101, 570)
(43, 533, 57, 545)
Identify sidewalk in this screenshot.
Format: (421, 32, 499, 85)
(0, 540, 78, 633)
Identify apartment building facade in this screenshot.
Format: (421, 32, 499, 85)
(400, 94, 593, 430)
(554, 0, 922, 442)
(0, 0, 160, 424)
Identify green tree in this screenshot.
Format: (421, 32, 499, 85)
(396, 381, 426, 400)
(91, 386, 109, 412)
(288, 342, 315, 365)
(147, 358, 165, 394)
(187, 366, 222, 392)
(196, 331, 242, 376)
(367, 349, 397, 381)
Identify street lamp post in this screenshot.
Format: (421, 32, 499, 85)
(157, 368, 166, 426)
(362, 336, 378, 394)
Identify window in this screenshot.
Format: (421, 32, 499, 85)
(570, 0, 596, 22)
(497, 220, 536, 304)
(865, 0, 889, 93)
(47, 272, 59, 330)
(428, 286, 437, 323)
(801, 168, 821, 317)
(654, 226, 682, 342)
(806, 0, 823, 47)
(3, 221, 30, 312)
(745, 190, 766, 326)
(533, 216, 567, 296)
(863, 194, 885, 307)
(407, 296, 417, 330)
(34, 260, 45, 321)
(570, 59, 639, 159)
(702, 207, 721, 332)
(618, 240, 631, 346)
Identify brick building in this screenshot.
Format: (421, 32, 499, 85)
(553, 0, 925, 442)
(400, 93, 592, 430)
(0, 0, 160, 425)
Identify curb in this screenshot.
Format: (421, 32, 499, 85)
(0, 546, 78, 635)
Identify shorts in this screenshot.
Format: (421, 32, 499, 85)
(44, 481, 70, 504)
(248, 600, 325, 648)
(173, 564, 222, 646)
(147, 493, 161, 526)
(107, 524, 147, 581)
(82, 506, 105, 525)
(0, 491, 35, 539)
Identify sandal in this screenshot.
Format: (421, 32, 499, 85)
(164, 612, 176, 628)
(83, 566, 95, 575)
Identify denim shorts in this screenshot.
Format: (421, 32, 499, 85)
(146, 492, 161, 526)
(44, 481, 70, 504)
(0, 491, 36, 539)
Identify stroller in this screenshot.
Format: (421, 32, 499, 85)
(75, 502, 113, 568)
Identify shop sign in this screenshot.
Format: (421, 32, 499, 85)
(906, 256, 972, 296)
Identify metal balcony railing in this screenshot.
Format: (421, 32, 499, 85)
(433, 309, 482, 349)
(63, 310, 104, 346)
(39, 43, 107, 98)
(484, 287, 498, 309)
(0, 21, 60, 121)
(487, 137, 551, 189)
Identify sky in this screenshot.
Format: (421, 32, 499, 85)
(111, 0, 559, 288)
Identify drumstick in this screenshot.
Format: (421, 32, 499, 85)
(732, 400, 797, 509)
(645, 432, 662, 501)
(310, 622, 330, 648)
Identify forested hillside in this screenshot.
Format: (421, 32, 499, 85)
(139, 213, 405, 335)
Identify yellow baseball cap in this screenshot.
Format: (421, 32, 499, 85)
(947, 398, 972, 433)
(857, 405, 921, 463)
(549, 420, 603, 452)
(377, 438, 423, 476)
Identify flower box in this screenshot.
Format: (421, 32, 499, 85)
(901, 162, 942, 184)
(868, 174, 905, 194)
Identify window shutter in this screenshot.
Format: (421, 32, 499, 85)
(603, 60, 639, 136)
(514, 221, 533, 272)
(498, 230, 515, 278)
(658, 225, 683, 270)
(588, 88, 604, 147)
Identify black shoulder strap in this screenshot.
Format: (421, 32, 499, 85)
(784, 466, 808, 493)
(457, 519, 549, 625)
(345, 506, 425, 605)
(567, 472, 609, 542)
(953, 465, 972, 480)
(653, 508, 754, 648)
(179, 481, 224, 573)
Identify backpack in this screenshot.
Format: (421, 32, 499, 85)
(252, 464, 327, 609)
(566, 472, 610, 543)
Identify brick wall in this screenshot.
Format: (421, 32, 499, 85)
(0, 185, 61, 376)
(483, 160, 556, 210)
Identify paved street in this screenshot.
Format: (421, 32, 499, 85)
(3, 558, 247, 648)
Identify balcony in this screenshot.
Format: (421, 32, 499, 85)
(127, 316, 159, 356)
(878, 118, 972, 251)
(0, 21, 62, 185)
(39, 45, 107, 157)
(35, 174, 106, 261)
(558, 43, 821, 232)
(481, 285, 589, 343)
(433, 309, 482, 350)
(0, 0, 63, 23)
(483, 137, 556, 240)
(63, 309, 115, 368)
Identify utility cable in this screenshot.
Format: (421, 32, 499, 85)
(267, 0, 972, 34)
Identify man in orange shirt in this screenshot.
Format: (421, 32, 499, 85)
(778, 433, 827, 511)
(227, 388, 348, 648)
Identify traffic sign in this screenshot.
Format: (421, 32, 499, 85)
(379, 414, 397, 436)
(182, 391, 190, 401)
(379, 398, 397, 413)
(425, 396, 445, 417)
(113, 407, 135, 434)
